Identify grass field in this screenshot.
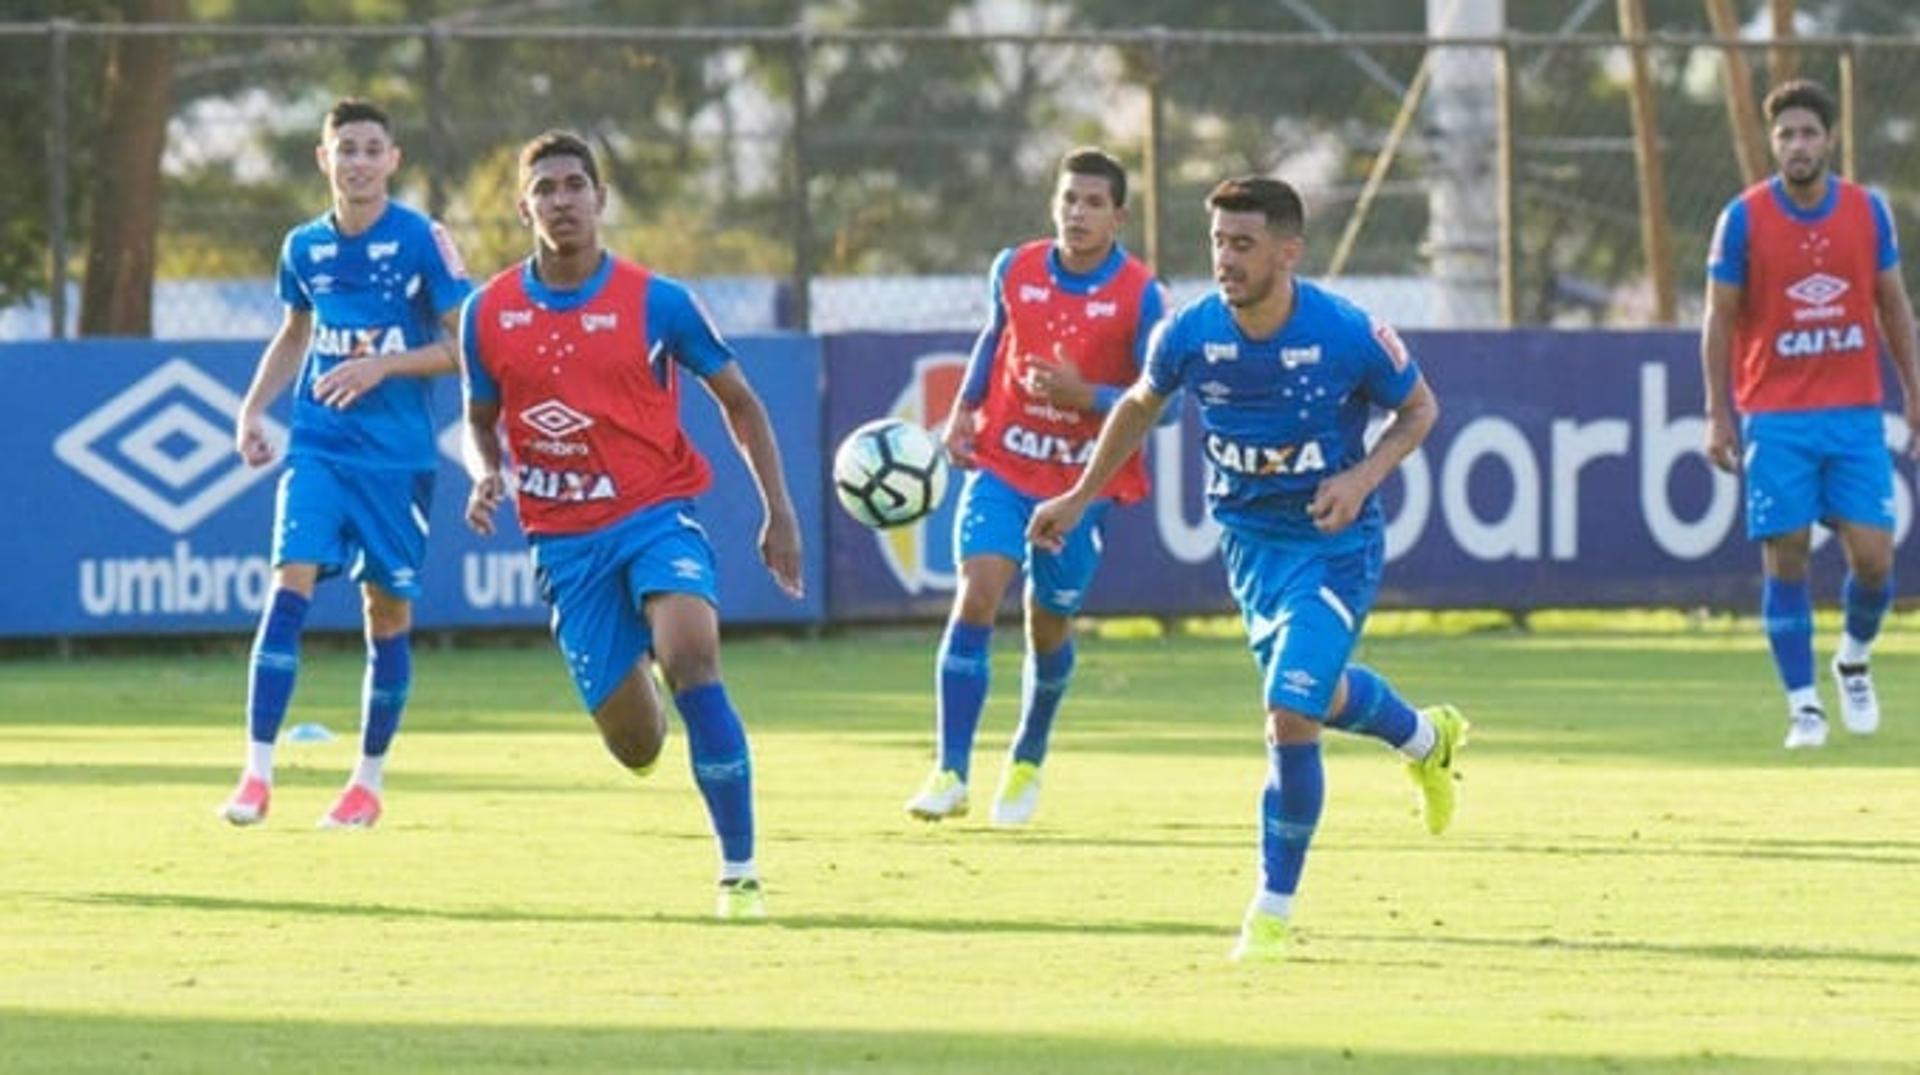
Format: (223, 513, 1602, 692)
(2, 623, 1918, 1073)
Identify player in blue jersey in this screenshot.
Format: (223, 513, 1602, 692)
(1029, 177, 1468, 962)
(218, 98, 470, 830)
(907, 148, 1170, 826)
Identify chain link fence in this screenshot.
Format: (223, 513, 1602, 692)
(9, 23, 1920, 340)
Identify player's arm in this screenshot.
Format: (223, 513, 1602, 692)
(1700, 280, 1743, 472)
(1873, 267, 1920, 460)
(1309, 375, 1438, 535)
(457, 295, 508, 536)
(1027, 376, 1169, 552)
(1701, 202, 1746, 473)
(235, 304, 312, 468)
(945, 248, 1014, 467)
(701, 364, 804, 599)
(313, 309, 462, 409)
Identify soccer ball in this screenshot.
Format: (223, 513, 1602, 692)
(832, 417, 950, 529)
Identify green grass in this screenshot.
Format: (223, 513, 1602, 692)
(2, 626, 1918, 1073)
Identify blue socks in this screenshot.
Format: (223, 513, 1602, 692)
(1842, 574, 1892, 653)
(1010, 641, 1074, 766)
(360, 633, 411, 758)
(1762, 576, 1815, 692)
(246, 588, 310, 745)
(1326, 664, 1419, 748)
(936, 621, 993, 780)
(675, 682, 755, 867)
(1260, 743, 1324, 898)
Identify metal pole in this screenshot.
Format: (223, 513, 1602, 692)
(425, 23, 449, 219)
(1496, 36, 1517, 326)
(787, 26, 813, 332)
(1143, 27, 1167, 275)
(1838, 42, 1856, 180)
(1617, 0, 1676, 325)
(47, 19, 71, 340)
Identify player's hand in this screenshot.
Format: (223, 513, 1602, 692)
(1025, 345, 1095, 410)
(1704, 411, 1741, 473)
(761, 509, 805, 599)
(313, 358, 388, 410)
(1027, 493, 1086, 554)
(234, 410, 276, 468)
(465, 471, 506, 536)
(943, 405, 979, 468)
(1308, 470, 1369, 535)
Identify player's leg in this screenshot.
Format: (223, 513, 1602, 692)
(220, 464, 343, 825)
(908, 470, 1019, 820)
(1822, 411, 1897, 735)
(1232, 703, 1324, 963)
(321, 468, 434, 828)
(992, 500, 1110, 826)
(1745, 412, 1827, 747)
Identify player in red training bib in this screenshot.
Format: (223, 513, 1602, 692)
(460, 131, 803, 919)
(1702, 79, 1920, 749)
(904, 148, 1169, 826)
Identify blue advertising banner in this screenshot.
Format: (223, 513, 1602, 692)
(821, 330, 1920, 619)
(0, 337, 824, 637)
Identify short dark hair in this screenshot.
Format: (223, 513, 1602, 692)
(322, 98, 391, 139)
(1763, 78, 1837, 133)
(1060, 147, 1128, 208)
(518, 129, 600, 188)
(1205, 177, 1305, 235)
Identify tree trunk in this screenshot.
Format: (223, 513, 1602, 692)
(79, 0, 183, 337)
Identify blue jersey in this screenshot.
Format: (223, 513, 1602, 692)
(1145, 280, 1419, 548)
(277, 201, 470, 470)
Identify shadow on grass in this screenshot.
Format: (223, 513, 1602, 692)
(59, 890, 1221, 938)
(1327, 928, 1920, 969)
(0, 1008, 1888, 1075)
(0, 762, 613, 795)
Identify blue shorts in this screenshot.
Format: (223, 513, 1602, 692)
(1743, 408, 1894, 540)
(1221, 528, 1383, 718)
(272, 457, 434, 599)
(528, 499, 719, 713)
(955, 469, 1112, 615)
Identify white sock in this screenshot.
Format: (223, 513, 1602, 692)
(1837, 636, 1872, 666)
(1396, 716, 1438, 762)
(1252, 890, 1293, 920)
(1788, 686, 1821, 715)
(720, 859, 757, 883)
(350, 754, 386, 793)
(246, 740, 275, 783)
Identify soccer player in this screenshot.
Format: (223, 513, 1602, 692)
(1029, 177, 1468, 961)
(460, 131, 803, 919)
(219, 98, 470, 829)
(1702, 79, 1920, 749)
(905, 147, 1169, 826)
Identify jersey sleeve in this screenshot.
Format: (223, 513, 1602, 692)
(1357, 314, 1419, 408)
(421, 218, 473, 318)
(1132, 278, 1169, 367)
(648, 277, 735, 378)
(1869, 188, 1900, 271)
(1707, 199, 1749, 287)
(458, 290, 499, 405)
(275, 232, 312, 312)
(1143, 313, 1187, 397)
(959, 247, 1015, 408)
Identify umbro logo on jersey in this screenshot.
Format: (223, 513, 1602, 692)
(1785, 272, 1849, 307)
(1203, 342, 1239, 364)
(670, 557, 706, 580)
(1280, 345, 1322, 369)
(1199, 380, 1233, 404)
(519, 398, 594, 439)
(1018, 284, 1052, 304)
(499, 309, 534, 330)
(368, 241, 400, 260)
(309, 243, 338, 263)
(1085, 300, 1118, 318)
(580, 312, 619, 333)
(310, 274, 335, 294)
